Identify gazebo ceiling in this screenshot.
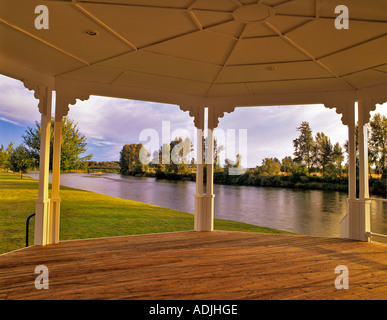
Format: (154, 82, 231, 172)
(0, 0, 386, 107)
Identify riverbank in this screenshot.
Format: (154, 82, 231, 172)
(0, 172, 293, 254)
(125, 169, 386, 197)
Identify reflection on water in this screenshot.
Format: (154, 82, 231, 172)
(28, 172, 386, 238)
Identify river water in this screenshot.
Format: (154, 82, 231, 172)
(28, 172, 386, 238)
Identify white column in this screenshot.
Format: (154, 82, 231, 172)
(49, 89, 89, 244)
(345, 102, 360, 240)
(347, 106, 356, 201)
(180, 105, 235, 232)
(50, 100, 63, 244)
(194, 116, 205, 231)
(202, 107, 216, 232)
(357, 100, 371, 241)
(34, 87, 52, 246)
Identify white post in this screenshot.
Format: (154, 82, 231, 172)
(34, 87, 52, 246)
(194, 116, 205, 231)
(181, 105, 235, 231)
(203, 107, 215, 232)
(345, 102, 360, 240)
(347, 106, 356, 202)
(357, 100, 371, 241)
(50, 95, 64, 244)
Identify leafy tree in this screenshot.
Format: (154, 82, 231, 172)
(202, 138, 224, 172)
(120, 143, 147, 175)
(154, 137, 193, 176)
(0, 144, 7, 171)
(293, 121, 314, 173)
(369, 113, 387, 177)
(261, 157, 281, 175)
(281, 156, 294, 173)
(0, 142, 14, 171)
(343, 113, 386, 178)
(23, 117, 92, 171)
(332, 142, 344, 176)
(8, 144, 34, 176)
(170, 137, 193, 175)
(313, 132, 333, 176)
(213, 139, 224, 172)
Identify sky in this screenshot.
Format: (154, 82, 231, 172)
(0, 74, 386, 168)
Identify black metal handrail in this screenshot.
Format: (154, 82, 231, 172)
(26, 213, 36, 247)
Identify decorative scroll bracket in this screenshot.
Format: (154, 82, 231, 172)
(23, 80, 51, 116)
(324, 101, 354, 126)
(208, 105, 235, 130)
(180, 105, 205, 129)
(55, 90, 90, 119)
(357, 97, 386, 126)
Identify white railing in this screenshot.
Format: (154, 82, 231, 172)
(366, 197, 387, 241)
(365, 197, 387, 203)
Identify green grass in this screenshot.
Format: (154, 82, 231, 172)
(0, 172, 293, 254)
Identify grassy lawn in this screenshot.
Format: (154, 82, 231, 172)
(0, 172, 292, 254)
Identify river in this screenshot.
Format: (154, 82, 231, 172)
(28, 172, 386, 238)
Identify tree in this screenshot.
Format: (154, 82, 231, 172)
(261, 157, 281, 175)
(0, 142, 14, 172)
(369, 113, 387, 177)
(293, 121, 314, 173)
(23, 117, 92, 171)
(170, 137, 193, 175)
(213, 139, 224, 172)
(154, 137, 193, 176)
(9, 144, 34, 177)
(332, 142, 344, 176)
(203, 138, 224, 171)
(281, 156, 294, 173)
(313, 132, 333, 176)
(120, 143, 147, 175)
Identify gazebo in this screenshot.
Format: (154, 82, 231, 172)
(1, 0, 386, 247)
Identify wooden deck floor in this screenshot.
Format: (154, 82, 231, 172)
(0, 231, 386, 300)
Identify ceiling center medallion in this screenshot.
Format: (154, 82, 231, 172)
(233, 3, 275, 23)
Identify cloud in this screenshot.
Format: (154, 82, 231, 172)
(0, 75, 41, 124)
(0, 117, 24, 127)
(68, 96, 195, 147)
(217, 105, 349, 167)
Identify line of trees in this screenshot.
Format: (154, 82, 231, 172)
(212, 113, 386, 195)
(119, 137, 195, 179)
(291, 113, 386, 178)
(118, 113, 386, 195)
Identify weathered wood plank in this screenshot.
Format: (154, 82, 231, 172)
(0, 231, 386, 300)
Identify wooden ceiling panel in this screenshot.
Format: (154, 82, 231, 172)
(0, 0, 131, 64)
(59, 65, 123, 84)
(319, 35, 387, 76)
(99, 51, 221, 83)
(207, 83, 251, 96)
(274, 0, 315, 16)
(146, 31, 236, 65)
(80, 0, 194, 8)
(319, 0, 387, 21)
(218, 61, 333, 83)
(287, 19, 387, 59)
(249, 78, 349, 94)
(342, 69, 387, 89)
(80, 3, 198, 48)
(0, 23, 85, 76)
(190, 0, 237, 11)
(115, 70, 211, 96)
(227, 37, 308, 65)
